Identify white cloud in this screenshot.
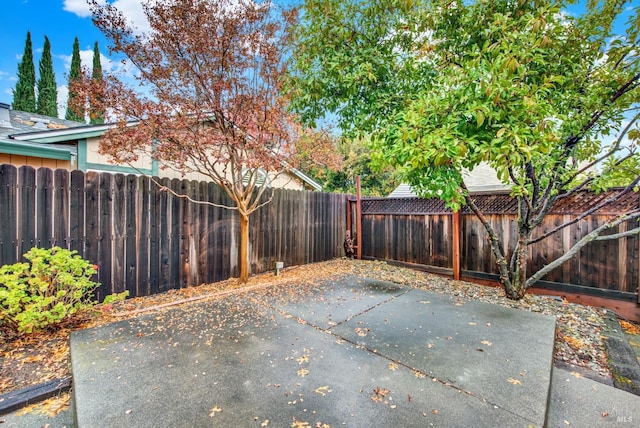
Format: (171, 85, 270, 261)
(112, 0, 151, 34)
(58, 47, 137, 81)
(57, 84, 69, 119)
(63, 0, 101, 18)
(64, 0, 150, 34)
(58, 49, 95, 70)
(59, 54, 72, 73)
(80, 49, 95, 71)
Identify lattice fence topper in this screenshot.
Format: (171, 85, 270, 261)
(549, 190, 640, 215)
(360, 190, 639, 216)
(361, 197, 451, 215)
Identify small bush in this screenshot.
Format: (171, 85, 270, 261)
(103, 290, 129, 305)
(0, 246, 99, 337)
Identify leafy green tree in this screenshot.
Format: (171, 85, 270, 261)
(36, 36, 58, 117)
(12, 31, 36, 113)
(289, 0, 640, 299)
(313, 136, 399, 196)
(89, 41, 105, 124)
(66, 37, 84, 121)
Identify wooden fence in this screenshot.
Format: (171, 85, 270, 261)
(357, 194, 640, 302)
(3, 163, 637, 303)
(0, 164, 347, 300)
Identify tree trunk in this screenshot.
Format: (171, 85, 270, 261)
(503, 231, 529, 300)
(239, 213, 250, 283)
(504, 239, 528, 300)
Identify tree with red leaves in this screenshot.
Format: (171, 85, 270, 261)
(87, 0, 337, 282)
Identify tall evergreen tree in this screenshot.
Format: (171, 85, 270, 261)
(89, 41, 105, 124)
(12, 31, 36, 113)
(36, 36, 58, 117)
(65, 37, 84, 121)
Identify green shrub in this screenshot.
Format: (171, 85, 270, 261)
(103, 290, 129, 305)
(0, 246, 99, 337)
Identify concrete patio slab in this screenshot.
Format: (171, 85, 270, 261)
(547, 366, 640, 426)
(330, 288, 556, 425)
(70, 277, 555, 427)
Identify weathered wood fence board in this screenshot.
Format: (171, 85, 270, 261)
(0, 165, 17, 263)
(359, 196, 640, 299)
(0, 165, 347, 301)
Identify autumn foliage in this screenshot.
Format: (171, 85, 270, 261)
(86, 0, 336, 282)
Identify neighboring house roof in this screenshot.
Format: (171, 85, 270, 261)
(461, 162, 511, 194)
(388, 162, 511, 198)
(0, 103, 83, 160)
(289, 167, 322, 191)
(0, 103, 323, 190)
(388, 183, 416, 198)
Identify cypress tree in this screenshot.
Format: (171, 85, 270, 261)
(36, 36, 58, 117)
(12, 31, 36, 113)
(65, 37, 84, 122)
(90, 41, 105, 124)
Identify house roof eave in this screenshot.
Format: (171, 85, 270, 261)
(288, 166, 322, 191)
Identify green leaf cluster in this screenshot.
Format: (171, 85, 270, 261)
(315, 135, 399, 196)
(287, 0, 436, 135)
(290, 0, 640, 209)
(0, 247, 99, 338)
(102, 290, 129, 305)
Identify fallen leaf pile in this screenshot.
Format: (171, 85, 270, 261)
(0, 329, 74, 396)
(620, 320, 640, 335)
(0, 258, 617, 418)
(16, 392, 71, 418)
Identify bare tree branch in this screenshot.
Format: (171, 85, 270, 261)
(560, 112, 639, 188)
(595, 226, 640, 241)
(528, 177, 640, 245)
(525, 211, 640, 287)
(129, 165, 238, 210)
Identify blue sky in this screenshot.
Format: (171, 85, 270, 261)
(1, 0, 300, 118)
(0, 0, 635, 120)
(0, 0, 148, 117)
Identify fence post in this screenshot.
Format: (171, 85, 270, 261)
(452, 210, 461, 280)
(356, 175, 362, 260)
(346, 196, 352, 237)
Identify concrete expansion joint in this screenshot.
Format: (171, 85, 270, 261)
(248, 289, 539, 426)
(330, 288, 412, 328)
